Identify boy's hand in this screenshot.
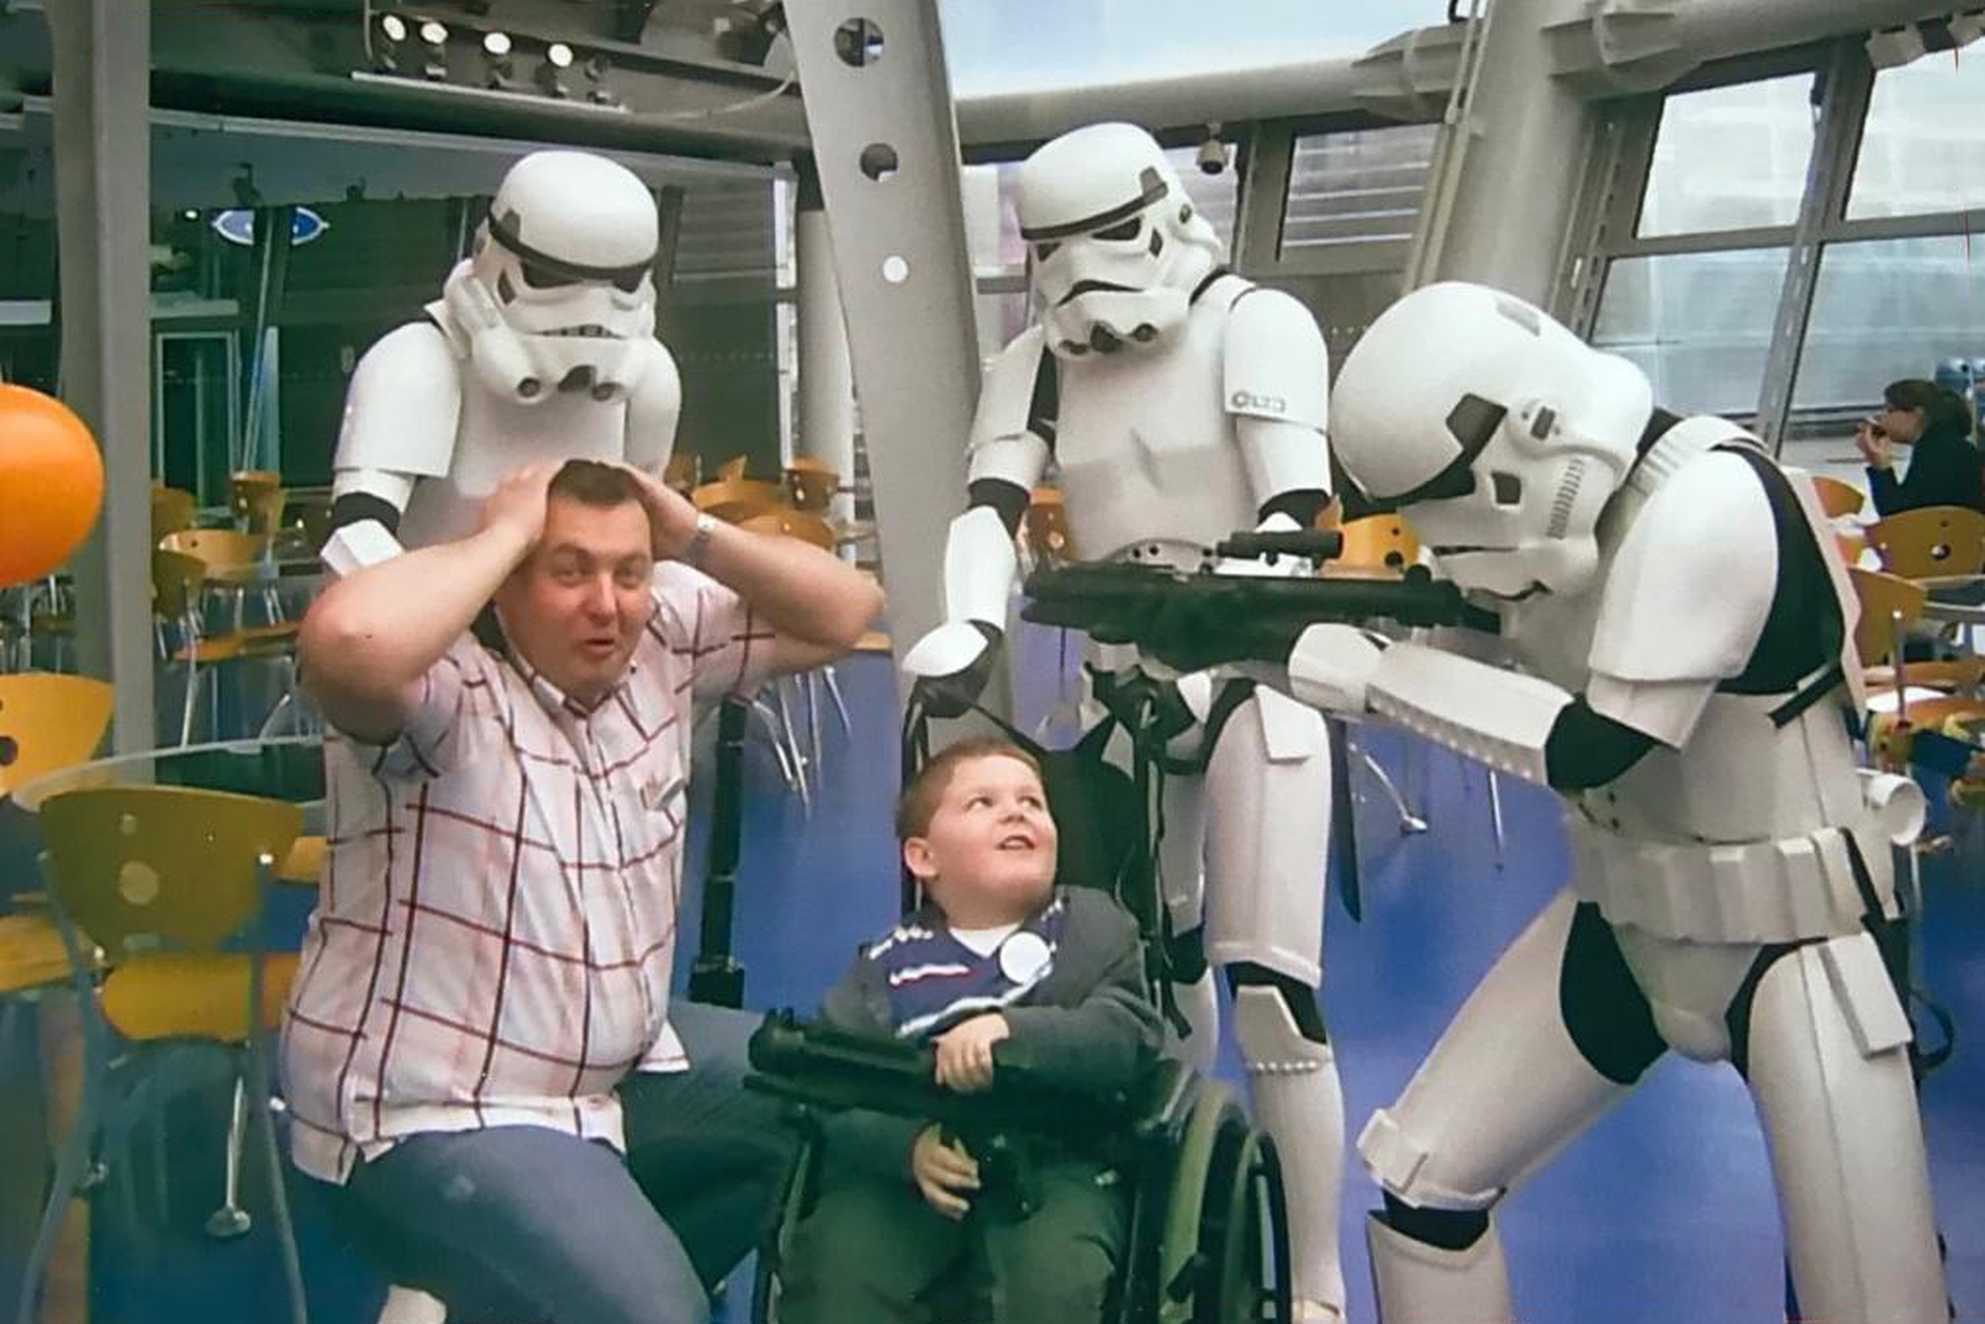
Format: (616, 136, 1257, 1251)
(933, 1013, 1011, 1093)
(617, 462, 703, 561)
(910, 1124, 979, 1220)
(479, 462, 559, 557)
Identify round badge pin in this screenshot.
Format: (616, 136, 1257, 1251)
(999, 931, 1053, 984)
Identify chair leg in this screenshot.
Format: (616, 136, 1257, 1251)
(1486, 768, 1506, 868)
(15, 1089, 97, 1324)
(248, 1042, 310, 1324)
(1359, 750, 1427, 835)
(180, 655, 200, 748)
(205, 1076, 252, 1239)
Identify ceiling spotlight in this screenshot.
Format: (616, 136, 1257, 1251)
(536, 42, 574, 97)
(1195, 123, 1230, 176)
(583, 52, 619, 106)
(373, 12, 408, 72)
(418, 20, 450, 80)
(481, 30, 515, 87)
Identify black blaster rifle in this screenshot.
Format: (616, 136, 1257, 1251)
(1020, 530, 1499, 673)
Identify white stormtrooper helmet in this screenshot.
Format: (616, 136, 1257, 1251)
(1331, 282, 1654, 599)
(1015, 122, 1225, 360)
(442, 150, 660, 405)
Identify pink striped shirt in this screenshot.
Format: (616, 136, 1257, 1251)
(282, 565, 774, 1184)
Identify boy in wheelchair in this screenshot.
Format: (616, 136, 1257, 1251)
(776, 737, 1163, 1323)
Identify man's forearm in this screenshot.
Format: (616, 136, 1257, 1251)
(688, 520, 882, 648)
(301, 524, 532, 697)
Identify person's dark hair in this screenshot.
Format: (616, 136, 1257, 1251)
(548, 458, 640, 508)
(896, 737, 1044, 840)
(1884, 378, 1974, 436)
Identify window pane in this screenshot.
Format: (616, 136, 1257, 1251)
(1792, 235, 1985, 412)
(1281, 123, 1436, 259)
(1638, 76, 1815, 237)
(1591, 249, 1791, 416)
(1848, 53, 1985, 219)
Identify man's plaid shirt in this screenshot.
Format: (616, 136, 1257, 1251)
(282, 564, 773, 1183)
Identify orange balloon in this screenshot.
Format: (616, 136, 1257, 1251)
(0, 385, 104, 587)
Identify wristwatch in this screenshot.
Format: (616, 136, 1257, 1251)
(683, 511, 718, 567)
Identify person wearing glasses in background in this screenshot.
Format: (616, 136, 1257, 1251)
(1855, 378, 1985, 516)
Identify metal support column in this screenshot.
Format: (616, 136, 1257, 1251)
(1427, 0, 1602, 305)
(783, 4, 983, 679)
(1754, 41, 1876, 455)
(793, 156, 858, 538)
(49, 0, 154, 751)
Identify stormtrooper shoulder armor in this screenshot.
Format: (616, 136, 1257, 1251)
(1589, 448, 1777, 688)
(335, 321, 464, 480)
(1224, 287, 1328, 432)
(966, 324, 1054, 490)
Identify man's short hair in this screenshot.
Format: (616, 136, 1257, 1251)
(896, 737, 1044, 841)
(549, 459, 640, 508)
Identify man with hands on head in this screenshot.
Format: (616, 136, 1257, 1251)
(281, 457, 881, 1324)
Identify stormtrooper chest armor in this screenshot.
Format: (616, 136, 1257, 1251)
(1053, 286, 1259, 566)
(1499, 434, 1866, 849)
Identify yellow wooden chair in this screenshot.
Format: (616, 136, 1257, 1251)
(1867, 504, 1985, 578)
(0, 674, 114, 996)
(18, 784, 308, 1324)
(1327, 513, 1422, 578)
(1810, 473, 1867, 519)
(229, 470, 285, 537)
(784, 456, 840, 514)
(154, 546, 300, 745)
(1850, 568, 1985, 775)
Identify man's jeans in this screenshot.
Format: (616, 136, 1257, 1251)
(328, 1002, 793, 1324)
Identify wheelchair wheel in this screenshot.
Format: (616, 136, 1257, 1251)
(1194, 1120, 1291, 1323)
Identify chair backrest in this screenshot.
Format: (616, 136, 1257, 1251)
(38, 785, 302, 953)
(1024, 487, 1072, 564)
(151, 485, 197, 543)
(784, 458, 840, 513)
(1848, 567, 1929, 667)
(0, 674, 114, 798)
(159, 528, 268, 569)
(1867, 504, 1985, 577)
(663, 452, 701, 496)
(1332, 514, 1422, 575)
(693, 477, 785, 524)
(230, 470, 285, 536)
(739, 508, 836, 551)
(152, 548, 209, 620)
(1809, 474, 1867, 519)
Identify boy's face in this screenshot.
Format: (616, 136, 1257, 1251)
(905, 755, 1058, 925)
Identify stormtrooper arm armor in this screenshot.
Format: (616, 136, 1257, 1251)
(1288, 632, 1661, 792)
(323, 322, 464, 574)
(1225, 286, 1331, 529)
(622, 338, 683, 476)
(902, 329, 1053, 680)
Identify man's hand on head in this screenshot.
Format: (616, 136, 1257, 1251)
(480, 462, 560, 561)
(617, 463, 702, 561)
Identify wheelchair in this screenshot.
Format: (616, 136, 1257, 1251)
(741, 688, 1294, 1323)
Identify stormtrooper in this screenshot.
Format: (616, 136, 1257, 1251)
(1279, 282, 1944, 1322)
(324, 149, 681, 571)
(902, 122, 1350, 1317)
